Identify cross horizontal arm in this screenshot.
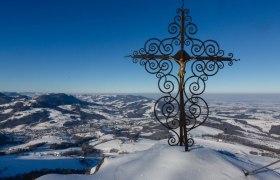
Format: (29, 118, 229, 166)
(194, 56, 233, 62)
(128, 54, 233, 62)
(128, 54, 170, 60)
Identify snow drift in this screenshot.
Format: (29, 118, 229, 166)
(38, 141, 280, 180)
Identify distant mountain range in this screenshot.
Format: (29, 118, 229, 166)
(0, 92, 279, 156)
(0, 92, 30, 104)
(33, 93, 90, 108)
(0, 93, 154, 130)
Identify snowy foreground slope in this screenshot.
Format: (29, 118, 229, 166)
(38, 140, 280, 180)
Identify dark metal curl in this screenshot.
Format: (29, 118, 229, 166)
(158, 74, 179, 95)
(168, 130, 180, 146)
(187, 138, 194, 147)
(184, 76, 206, 96)
(184, 97, 209, 131)
(154, 96, 180, 130)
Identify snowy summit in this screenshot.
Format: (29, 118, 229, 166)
(38, 140, 280, 180)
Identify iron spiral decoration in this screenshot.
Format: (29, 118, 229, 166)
(128, 4, 239, 151)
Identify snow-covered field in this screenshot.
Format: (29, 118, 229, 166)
(0, 93, 279, 179)
(38, 139, 280, 180)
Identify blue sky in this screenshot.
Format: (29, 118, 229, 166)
(0, 0, 279, 93)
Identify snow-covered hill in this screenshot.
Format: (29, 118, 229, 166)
(0, 93, 155, 131)
(38, 139, 280, 180)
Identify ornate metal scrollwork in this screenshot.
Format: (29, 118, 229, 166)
(128, 2, 239, 151)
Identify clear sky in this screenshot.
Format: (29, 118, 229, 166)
(0, 0, 280, 94)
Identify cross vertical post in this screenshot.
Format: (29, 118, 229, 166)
(179, 4, 188, 151)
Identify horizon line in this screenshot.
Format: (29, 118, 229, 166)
(1, 91, 280, 95)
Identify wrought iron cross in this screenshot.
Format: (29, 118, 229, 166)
(127, 1, 239, 151)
